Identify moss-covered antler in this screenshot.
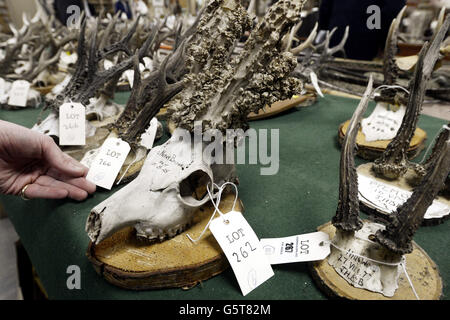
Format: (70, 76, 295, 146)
(167, 0, 305, 132)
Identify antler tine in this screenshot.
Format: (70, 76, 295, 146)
(327, 26, 349, 56)
(137, 23, 160, 60)
(24, 47, 63, 82)
(72, 22, 159, 106)
(98, 11, 120, 50)
(112, 53, 143, 133)
(291, 22, 318, 55)
(432, 6, 446, 42)
(383, 6, 406, 85)
(247, 0, 256, 15)
(173, 20, 184, 50)
(122, 54, 184, 145)
(373, 15, 450, 180)
(283, 20, 302, 52)
(22, 12, 30, 28)
(166, 38, 189, 82)
(332, 76, 373, 232)
(98, 14, 141, 60)
(375, 138, 450, 255)
(181, 3, 206, 41)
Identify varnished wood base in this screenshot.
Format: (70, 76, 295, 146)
(338, 120, 427, 160)
(247, 94, 316, 121)
(309, 222, 443, 300)
(87, 193, 243, 290)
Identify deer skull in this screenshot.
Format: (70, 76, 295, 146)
(86, 129, 236, 244)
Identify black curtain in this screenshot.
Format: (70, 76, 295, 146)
(318, 0, 406, 60)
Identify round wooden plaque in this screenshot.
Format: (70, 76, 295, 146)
(87, 193, 243, 290)
(34, 85, 55, 95)
(338, 120, 427, 160)
(309, 222, 443, 300)
(357, 163, 450, 226)
(247, 94, 316, 121)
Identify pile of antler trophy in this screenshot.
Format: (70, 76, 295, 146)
(1, 0, 449, 300)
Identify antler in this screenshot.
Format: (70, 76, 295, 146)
(111, 1, 223, 146)
(168, 0, 304, 132)
(290, 22, 318, 55)
(383, 6, 406, 85)
(374, 138, 450, 254)
(48, 15, 154, 111)
(373, 16, 450, 180)
(332, 76, 373, 232)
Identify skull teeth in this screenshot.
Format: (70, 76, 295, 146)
(135, 222, 192, 243)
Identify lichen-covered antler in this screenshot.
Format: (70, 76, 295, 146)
(372, 16, 450, 180)
(109, 2, 230, 146)
(332, 77, 373, 232)
(374, 138, 450, 255)
(168, 0, 305, 132)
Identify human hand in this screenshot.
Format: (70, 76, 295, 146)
(0, 120, 96, 201)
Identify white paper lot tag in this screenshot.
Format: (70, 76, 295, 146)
(59, 102, 86, 146)
(86, 138, 131, 190)
(260, 232, 330, 265)
(0, 78, 6, 96)
(358, 174, 450, 219)
(361, 103, 406, 142)
(140, 118, 158, 149)
(209, 211, 274, 296)
(7, 80, 30, 107)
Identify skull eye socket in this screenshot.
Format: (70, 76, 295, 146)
(179, 170, 211, 201)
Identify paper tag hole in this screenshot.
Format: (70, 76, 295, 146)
(224, 219, 230, 225)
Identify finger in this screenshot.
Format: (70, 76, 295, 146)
(40, 136, 88, 178)
(24, 184, 69, 200)
(47, 168, 97, 194)
(35, 176, 89, 201)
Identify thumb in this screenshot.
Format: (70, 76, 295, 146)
(41, 136, 88, 177)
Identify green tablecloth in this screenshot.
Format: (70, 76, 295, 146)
(0, 94, 448, 300)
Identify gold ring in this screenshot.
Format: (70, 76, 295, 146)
(20, 184, 31, 201)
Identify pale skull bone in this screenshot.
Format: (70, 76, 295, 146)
(86, 129, 237, 244)
(32, 94, 123, 138)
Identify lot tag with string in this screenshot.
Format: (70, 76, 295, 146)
(86, 138, 131, 190)
(188, 183, 274, 296)
(7, 80, 30, 107)
(59, 102, 86, 146)
(260, 232, 331, 265)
